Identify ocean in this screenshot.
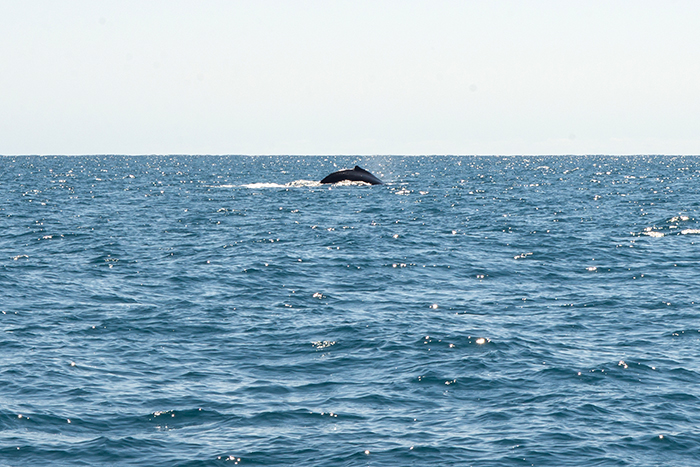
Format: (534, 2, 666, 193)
(1, 155, 699, 466)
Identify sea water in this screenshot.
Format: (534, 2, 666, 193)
(1, 155, 700, 466)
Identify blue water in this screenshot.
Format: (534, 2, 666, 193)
(2, 155, 700, 466)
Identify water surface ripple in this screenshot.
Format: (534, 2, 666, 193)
(2, 155, 700, 466)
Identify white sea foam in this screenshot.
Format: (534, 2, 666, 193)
(216, 180, 322, 188)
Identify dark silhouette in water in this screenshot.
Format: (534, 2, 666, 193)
(320, 166, 383, 185)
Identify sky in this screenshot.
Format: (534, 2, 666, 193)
(1, 0, 699, 155)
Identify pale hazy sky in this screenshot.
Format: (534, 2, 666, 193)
(1, 0, 699, 155)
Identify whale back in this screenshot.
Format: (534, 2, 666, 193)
(320, 166, 383, 185)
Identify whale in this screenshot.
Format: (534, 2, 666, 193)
(320, 166, 383, 185)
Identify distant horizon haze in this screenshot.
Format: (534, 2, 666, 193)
(1, 0, 699, 156)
